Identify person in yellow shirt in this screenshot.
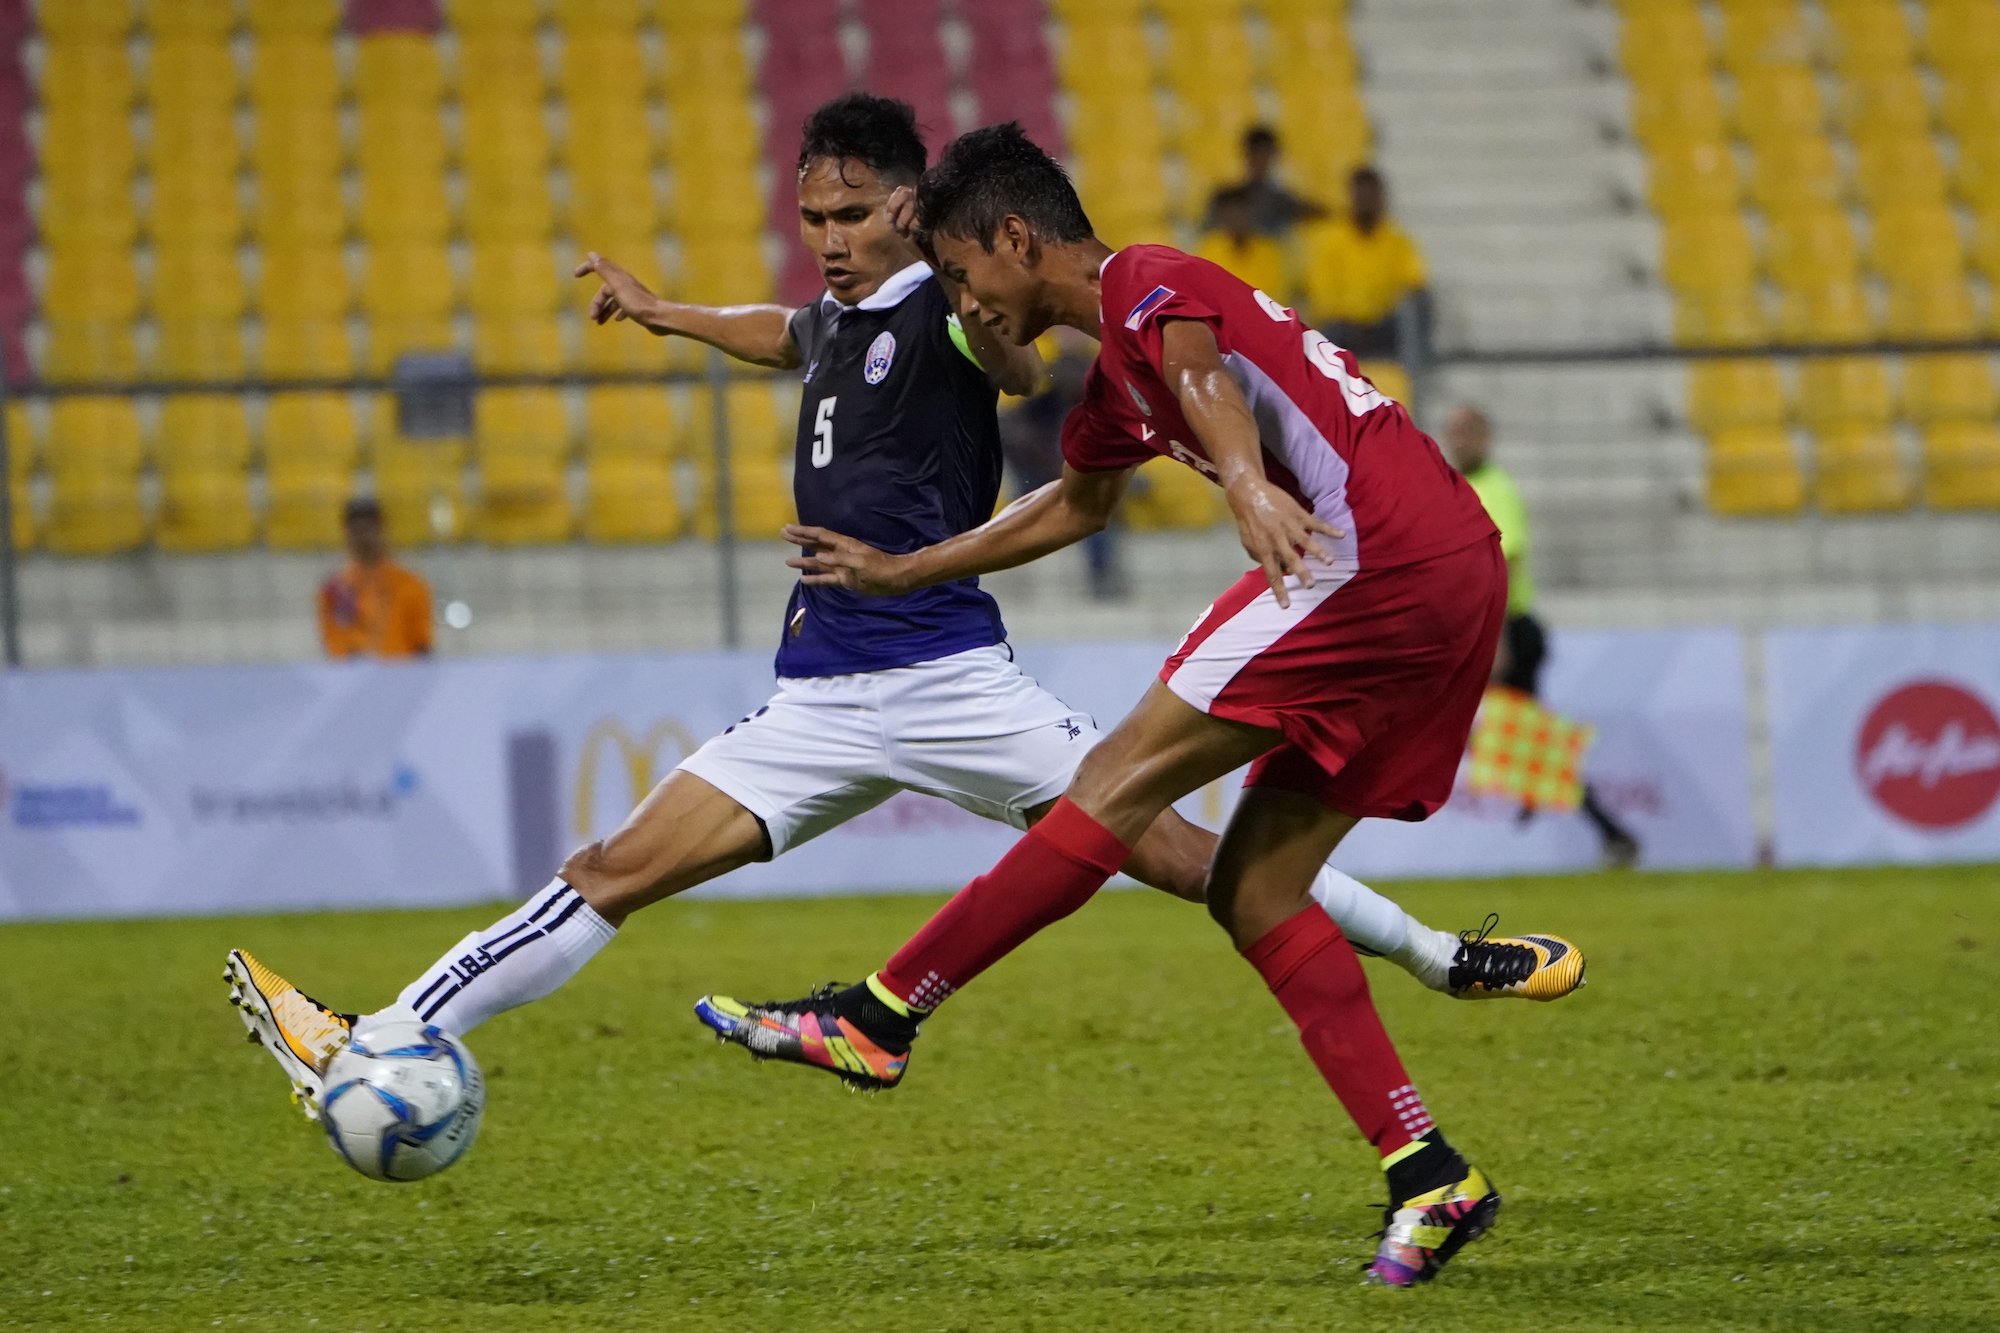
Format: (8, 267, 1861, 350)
(317, 498, 435, 659)
(1303, 165, 1429, 359)
(1194, 187, 1293, 301)
(1442, 407, 1640, 868)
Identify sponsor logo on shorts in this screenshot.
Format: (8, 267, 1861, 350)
(864, 330, 897, 385)
(1855, 679, 2000, 830)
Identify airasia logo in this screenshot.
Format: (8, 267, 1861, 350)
(1855, 680, 2000, 830)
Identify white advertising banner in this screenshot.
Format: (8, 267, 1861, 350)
(0, 629, 1757, 922)
(1766, 624, 2000, 865)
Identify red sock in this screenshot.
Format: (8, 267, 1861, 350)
(877, 797, 1130, 1010)
(1243, 906, 1436, 1156)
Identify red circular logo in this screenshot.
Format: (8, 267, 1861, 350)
(1855, 680, 2000, 830)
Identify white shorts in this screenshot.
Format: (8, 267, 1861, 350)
(676, 644, 1101, 856)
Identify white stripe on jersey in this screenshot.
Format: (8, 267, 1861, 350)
(1223, 351, 1362, 570)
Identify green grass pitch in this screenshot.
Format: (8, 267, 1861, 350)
(2, 867, 1997, 1331)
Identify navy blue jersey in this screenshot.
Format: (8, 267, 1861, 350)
(776, 263, 1007, 677)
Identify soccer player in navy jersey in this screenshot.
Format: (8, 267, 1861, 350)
(223, 97, 1567, 1168)
(698, 124, 1584, 1285)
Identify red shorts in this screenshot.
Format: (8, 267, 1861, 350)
(1160, 536, 1506, 821)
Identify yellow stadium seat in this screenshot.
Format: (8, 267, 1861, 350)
(684, 381, 787, 460)
(1883, 281, 1981, 340)
(369, 316, 460, 372)
(454, 0, 544, 32)
(1162, 19, 1253, 91)
(1675, 291, 1770, 349)
(1662, 213, 1758, 293)
(461, 178, 558, 243)
(663, 97, 757, 157)
(47, 473, 149, 554)
(1938, 75, 2000, 145)
(1058, 20, 1151, 86)
(375, 471, 466, 547)
(255, 172, 347, 246)
(1646, 136, 1739, 217)
(1361, 363, 1412, 408)
(151, 246, 247, 319)
(568, 172, 661, 239)
(457, 32, 546, 93)
(1901, 354, 2000, 423)
(265, 461, 352, 550)
(583, 385, 678, 460)
(1616, 0, 1709, 78)
(1775, 280, 1875, 343)
(1920, 423, 2000, 508)
(155, 395, 253, 470)
(47, 398, 145, 475)
(45, 252, 143, 320)
(258, 244, 352, 320)
(1812, 425, 1911, 513)
(157, 468, 257, 553)
(42, 105, 138, 181)
(1954, 132, 2000, 214)
(549, 0, 644, 31)
(574, 312, 670, 374)
(247, 0, 340, 36)
(146, 0, 238, 37)
(583, 455, 681, 543)
(40, 190, 142, 250)
(146, 39, 239, 109)
(690, 457, 793, 539)
(468, 244, 564, 316)
(1822, 0, 1917, 73)
(1763, 208, 1859, 290)
(1852, 133, 1950, 209)
(152, 320, 249, 382)
(6, 402, 34, 478)
(1631, 79, 1730, 147)
(352, 35, 447, 102)
(658, 0, 745, 28)
(1732, 68, 1823, 143)
(360, 243, 458, 319)
(1267, 13, 1360, 87)
(250, 36, 340, 104)
(43, 322, 141, 382)
(476, 444, 573, 546)
(1921, 0, 2000, 77)
(1832, 71, 1932, 142)
(266, 392, 363, 469)
(1686, 360, 1788, 432)
(1973, 214, 2000, 287)
(1869, 205, 1965, 282)
(354, 105, 449, 173)
(1795, 356, 1895, 429)
(474, 387, 570, 457)
(1717, 0, 1815, 72)
(259, 319, 357, 377)
(563, 33, 655, 100)
(461, 102, 551, 177)
(43, 41, 135, 107)
(356, 172, 455, 245)
(10, 479, 35, 552)
(1705, 425, 1803, 515)
(472, 317, 567, 374)
(42, 0, 133, 39)
(678, 237, 770, 303)
(1127, 457, 1223, 529)
(1745, 137, 1844, 217)
(149, 176, 244, 248)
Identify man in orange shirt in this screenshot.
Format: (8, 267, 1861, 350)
(317, 498, 433, 659)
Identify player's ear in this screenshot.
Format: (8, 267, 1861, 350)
(1001, 215, 1035, 265)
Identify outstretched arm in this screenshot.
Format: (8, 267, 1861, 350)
(784, 465, 1133, 595)
(574, 252, 802, 370)
(1158, 317, 1339, 607)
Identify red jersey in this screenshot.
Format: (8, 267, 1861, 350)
(1062, 244, 1494, 571)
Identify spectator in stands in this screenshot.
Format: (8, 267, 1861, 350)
(1205, 124, 1325, 237)
(1304, 165, 1429, 360)
(1195, 186, 1292, 301)
(1442, 407, 1641, 869)
(999, 332, 1127, 600)
(318, 497, 434, 660)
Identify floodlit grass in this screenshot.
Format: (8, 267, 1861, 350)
(2, 867, 1996, 1330)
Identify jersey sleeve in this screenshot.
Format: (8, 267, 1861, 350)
(1059, 367, 1155, 474)
(784, 302, 824, 365)
(1105, 248, 1232, 374)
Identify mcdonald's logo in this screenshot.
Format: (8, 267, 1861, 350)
(571, 718, 703, 838)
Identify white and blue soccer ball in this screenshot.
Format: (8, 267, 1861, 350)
(320, 1020, 485, 1182)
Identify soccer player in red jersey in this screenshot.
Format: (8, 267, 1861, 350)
(697, 125, 1582, 1284)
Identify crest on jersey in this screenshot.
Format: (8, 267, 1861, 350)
(1124, 285, 1176, 330)
(1124, 379, 1152, 417)
(863, 330, 897, 385)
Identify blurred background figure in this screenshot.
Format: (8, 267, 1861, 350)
(318, 498, 434, 660)
(1304, 165, 1429, 360)
(1205, 124, 1326, 237)
(1443, 406, 1641, 868)
(999, 332, 1127, 601)
(1195, 185, 1293, 301)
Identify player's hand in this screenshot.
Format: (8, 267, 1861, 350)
(1223, 476, 1343, 609)
(885, 185, 919, 239)
(574, 252, 660, 328)
(782, 524, 916, 596)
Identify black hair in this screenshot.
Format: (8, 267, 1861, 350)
(797, 92, 927, 186)
(1350, 163, 1384, 189)
(343, 496, 382, 523)
(1243, 124, 1279, 152)
(916, 122, 1094, 251)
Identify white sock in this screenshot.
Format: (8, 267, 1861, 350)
(1308, 866, 1459, 992)
(371, 879, 617, 1036)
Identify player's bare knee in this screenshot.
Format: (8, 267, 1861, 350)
(559, 840, 640, 922)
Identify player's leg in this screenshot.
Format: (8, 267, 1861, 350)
(696, 682, 1278, 1086)
(1204, 784, 1500, 1287)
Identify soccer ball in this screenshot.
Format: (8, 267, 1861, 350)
(320, 1020, 485, 1182)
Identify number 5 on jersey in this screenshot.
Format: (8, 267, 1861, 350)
(812, 397, 837, 468)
